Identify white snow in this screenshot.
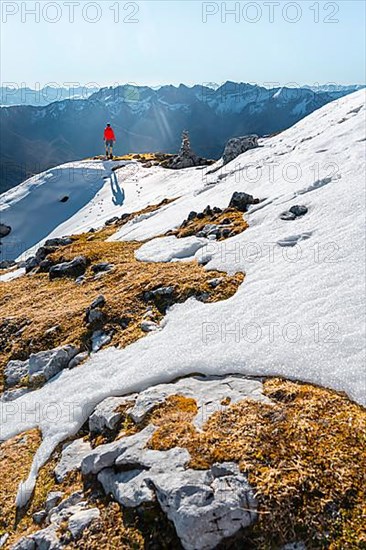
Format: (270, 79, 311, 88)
(0, 90, 365, 507)
(0, 267, 25, 282)
(135, 235, 207, 263)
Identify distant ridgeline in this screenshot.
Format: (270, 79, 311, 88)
(0, 82, 364, 193)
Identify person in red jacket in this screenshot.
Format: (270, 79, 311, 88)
(103, 123, 116, 159)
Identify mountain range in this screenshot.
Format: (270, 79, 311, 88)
(0, 82, 364, 193)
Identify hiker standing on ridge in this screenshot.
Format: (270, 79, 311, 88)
(104, 123, 116, 159)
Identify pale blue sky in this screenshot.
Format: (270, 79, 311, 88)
(1, 0, 365, 88)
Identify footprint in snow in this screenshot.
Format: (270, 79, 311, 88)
(277, 232, 313, 247)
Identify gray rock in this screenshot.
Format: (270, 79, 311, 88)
(38, 259, 53, 273)
(140, 320, 159, 332)
(153, 463, 256, 550)
(229, 191, 258, 212)
(223, 135, 259, 165)
(44, 326, 60, 336)
(91, 263, 114, 274)
(89, 395, 136, 434)
(12, 526, 61, 550)
(289, 205, 308, 217)
(28, 345, 79, 382)
(44, 237, 73, 248)
(48, 491, 84, 521)
(55, 439, 92, 482)
(45, 491, 64, 513)
(68, 352, 88, 370)
(0, 223, 11, 238)
(49, 256, 87, 280)
(0, 386, 30, 402)
(98, 468, 155, 507)
(208, 278, 223, 288)
(91, 330, 111, 352)
(128, 375, 270, 426)
(165, 131, 212, 170)
(280, 205, 308, 221)
(25, 256, 39, 273)
(143, 286, 175, 302)
(90, 295, 106, 309)
(67, 508, 100, 539)
(82, 426, 155, 475)
(4, 359, 29, 387)
(35, 246, 56, 263)
(87, 308, 105, 324)
(105, 217, 119, 226)
(0, 260, 16, 270)
(32, 510, 47, 525)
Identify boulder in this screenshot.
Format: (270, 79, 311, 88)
(89, 395, 137, 434)
(0, 260, 16, 270)
(4, 359, 29, 387)
(222, 135, 259, 165)
(90, 295, 106, 309)
(86, 308, 105, 324)
(91, 330, 111, 353)
(153, 463, 257, 550)
(25, 256, 39, 273)
(44, 237, 73, 248)
(32, 510, 47, 525)
(55, 439, 92, 482)
(0, 223, 11, 238)
(35, 246, 57, 263)
(67, 508, 100, 540)
(12, 526, 61, 550)
(28, 345, 79, 382)
(143, 286, 175, 301)
(49, 256, 87, 280)
(68, 352, 88, 370)
(140, 320, 159, 333)
(280, 204, 308, 221)
(228, 191, 258, 212)
(45, 491, 64, 512)
(105, 216, 119, 226)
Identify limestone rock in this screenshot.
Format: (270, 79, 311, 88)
(44, 237, 73, 247)
(28, 345, 79, 382)
(89, 395, 136, 434)
(67, 508, 100, 540)
(228, 191, 259, 212)
(4, 359, 29, 387)
(223, 135, 259, 165)
(49, 256, 87, 280)
(55, 439, 92, 482)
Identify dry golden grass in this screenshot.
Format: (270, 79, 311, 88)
(148, 379, 366, 549)
(0, 200, 243, 393)
(169, 207, 249, 240)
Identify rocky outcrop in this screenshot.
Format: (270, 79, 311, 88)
(12, 491, 99, 549)
(222, 135, 259, 165)
(75, 376, 268, 549)
(49, 256, 87, 280)
(229, 191, 260, 212)
(55, 439, 92, 482)
(163, 131, 213, 170)
(280, 205, 308, 220)
(4, 345, 79, 387)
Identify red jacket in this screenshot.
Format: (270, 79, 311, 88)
(104, 126, 116, 141)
